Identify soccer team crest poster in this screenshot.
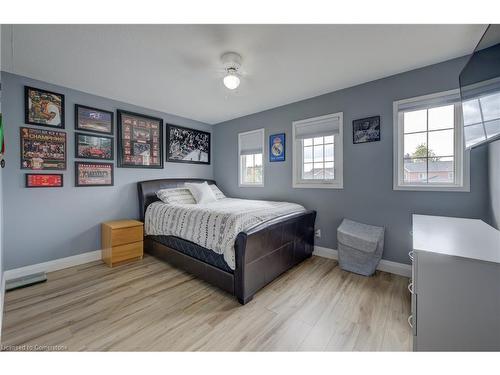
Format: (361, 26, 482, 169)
(269, 133, 285, 162)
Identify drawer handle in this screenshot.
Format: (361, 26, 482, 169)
(408, 315, 414, 329)
(408, 251, 414, 262)
(408, 281, 414, 294)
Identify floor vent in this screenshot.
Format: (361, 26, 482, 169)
(5, 272, 47, 291)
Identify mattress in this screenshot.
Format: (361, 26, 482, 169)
(144, 197, 306, 270)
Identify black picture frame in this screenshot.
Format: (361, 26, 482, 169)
(117, 110, 164, 169)
(74, 132, 114, 161)
(352, 115, 381, 144)
(75, 104, 114, 135)
(25, 173, 64, 188)
(75, 161, 114, 187)
(269, 133, 286, 162)
(20, 127, 67, 170)
(166, 124, 211, 165)
(25, 86, 65, 129)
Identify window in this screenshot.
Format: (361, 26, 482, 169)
(293, 112, 343, 189)
(462, 91, 500, 148)
(393, 90, 469, 191)
(238, 128, 264, 187)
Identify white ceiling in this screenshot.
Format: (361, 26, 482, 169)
(1, 24, 486, 124)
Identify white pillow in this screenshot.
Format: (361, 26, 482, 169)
(210, 184, 226, 200)
(185, 182, 217, 204)
(156, 188, 196, 204)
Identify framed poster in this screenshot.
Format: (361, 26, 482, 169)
(75, 104, 114, 135)
(75, 132, 113, 160)
(117, 110, 163, 168)
(166, 125, 210, 164)
(269, 133, 285, 162)
(353, 116, 381, 144)
(25, 173, 63, 188)
(25, 86, 65, 128)
(75, 162, 114, 187)
(20, 127, 67, 170)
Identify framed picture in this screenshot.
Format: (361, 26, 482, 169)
(166, 125, 210, 164)
(20, 127, 67, 170)
(269, 133, 286, 162)
(117, 110, 163, 169)
(353, 116, 381, 144)
(75, 132, 114, 160)
(25, 86, 65, 128)
(25, 173, 63, 188)
(75, 162, 114, 187)
(75, 104, 114, 135)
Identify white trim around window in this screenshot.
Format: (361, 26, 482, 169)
(393, 89, 470, 192)
(292, 112, 344, 189)
(238, 128, 265, 187)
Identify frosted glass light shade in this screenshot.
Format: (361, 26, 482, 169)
(223, 74, 240, 90)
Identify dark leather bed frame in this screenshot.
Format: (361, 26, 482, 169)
(138, 178, 316, 304)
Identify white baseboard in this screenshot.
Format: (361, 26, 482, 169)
(4, 250, 101, 281)
(4, 246, 410, 282)
(313, 246, 411, 277)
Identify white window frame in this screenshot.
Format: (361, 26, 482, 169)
(393, 89, 470, 192)
(292, 112, 344, 189)
(238, 128, 265, 187)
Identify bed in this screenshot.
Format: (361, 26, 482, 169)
(138, 178, 316, 304)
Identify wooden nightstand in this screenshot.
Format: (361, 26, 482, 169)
(101, 219, 144, 267)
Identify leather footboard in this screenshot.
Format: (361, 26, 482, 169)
(234, 210, 317, 304)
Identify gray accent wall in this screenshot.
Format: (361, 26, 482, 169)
(2, 72, 213, 270)
(214, 56, 490, 265)
(488, 139, 500, 229)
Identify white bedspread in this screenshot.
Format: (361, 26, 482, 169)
(144, 198, 306, 270)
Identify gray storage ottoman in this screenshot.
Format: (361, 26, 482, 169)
(337, 219, 384, 276)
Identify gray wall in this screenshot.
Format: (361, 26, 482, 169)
(488, 139, 500, 229)
(214, 56, 490, 265)
(2, 72, 213, 270)
(0, 26, 5, 337)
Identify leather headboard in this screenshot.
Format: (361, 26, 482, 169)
(137, 178, 216, 221)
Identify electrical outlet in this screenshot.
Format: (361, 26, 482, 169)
(315, 229, 321, 238)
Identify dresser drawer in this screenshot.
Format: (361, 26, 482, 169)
(111, 225, 143, 246)
(111, 241, 143, 263)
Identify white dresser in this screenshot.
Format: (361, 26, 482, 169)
(411, 214, 500, 351)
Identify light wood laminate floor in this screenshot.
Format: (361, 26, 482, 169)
(1, 255, 412, 351)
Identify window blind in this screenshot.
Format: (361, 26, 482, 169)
(294, 116, 340, 140)
(239, 130, 263, 155)
(396, 92, 460, 113)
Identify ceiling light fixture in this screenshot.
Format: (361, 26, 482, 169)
(223, 67, 240, 90)
(221, 52, 242, 90)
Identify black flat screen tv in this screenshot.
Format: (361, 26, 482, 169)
(459, 24, 500, 148)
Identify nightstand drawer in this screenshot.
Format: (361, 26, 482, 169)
(111, 225, 143, 246)
(111, 241, 143, 263)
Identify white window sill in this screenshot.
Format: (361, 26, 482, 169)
(239, 183, 264, 188)
(293, 181, 343, 189)
(393, 184, 470, 192)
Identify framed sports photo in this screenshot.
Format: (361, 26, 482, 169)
(75, 132, 114, 160)
(117, 110, 163, 169)
(269, 133, 285, 162)
(353, 116, 381, 144)
(166, 125, 210, 164)
(25, 173, 63, 188)
(20, 127, 67, 170)
(25, 86, 65, 128)
(75, 162, 114, 187)
(75, 104, 114, 135)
